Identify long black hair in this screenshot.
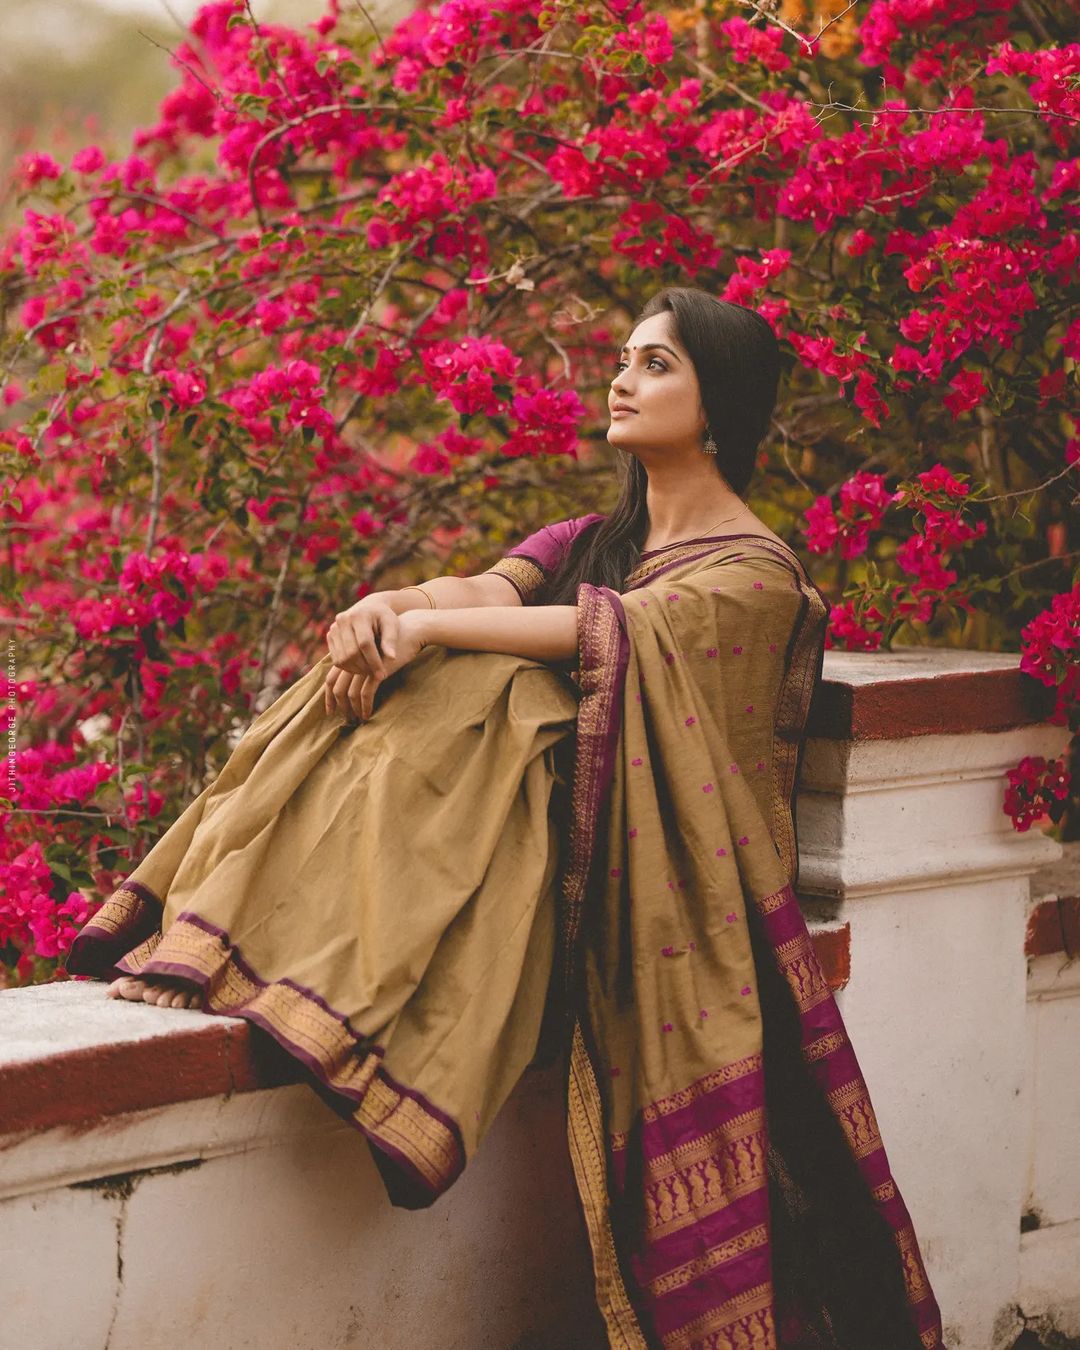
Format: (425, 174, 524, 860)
(542, 286, 782, 606)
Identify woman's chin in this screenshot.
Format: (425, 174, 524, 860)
(606, 425, 642, 449)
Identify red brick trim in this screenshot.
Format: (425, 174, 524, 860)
(807, 667, 1056, 742)
(809, 924, 851, 992)
(1, 921, 855, 1138)
(0, 1020, 302, 1137)
(1025, 897, 1080, 959)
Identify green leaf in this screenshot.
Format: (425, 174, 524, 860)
(34, 363, 67, 396)
(235, 93, 271, 124)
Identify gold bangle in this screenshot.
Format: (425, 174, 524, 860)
(401, 585, 436, 610)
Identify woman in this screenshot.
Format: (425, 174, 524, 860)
(68, 287, 945, 1349)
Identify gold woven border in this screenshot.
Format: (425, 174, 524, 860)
(83, 886, 149, 938)
(645, 1105, 767, 1182)
(610, 1051, 763, 1153)
(774, 926, 834, 1014)
(665, 1280, 775, 1350)
(645, 1222, 770, 1299)
(897, 1222, 932, 1305)
(124, 916, 462, 1195)
(567, 1020, 648, 1348)
(803, 1028, 847, 1063)
(483, 557, 545, 602)
(826, 1077, 883, 1161)
(644, 1116, 768, 1242)
(767, 561, 828, 884)
(642, 1050, 762, 1125)
(560, 585, 625, 991)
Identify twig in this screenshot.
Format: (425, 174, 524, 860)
(350, 0, 388, 66)
(135, 29, 226, 107)
(253, 484, 312, 713)
(141, 285, 192, 554)
(978, 461, 1079, 504)
(999, 549, 1080, 582)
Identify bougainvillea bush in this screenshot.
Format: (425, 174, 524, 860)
(1, 0, 1076, 984)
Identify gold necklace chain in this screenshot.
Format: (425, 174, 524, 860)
(647, 503, 749, 550)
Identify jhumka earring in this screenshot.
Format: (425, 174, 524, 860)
(702, 430, 718, 454)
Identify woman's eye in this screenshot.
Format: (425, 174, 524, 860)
(615, 358, 665, 372)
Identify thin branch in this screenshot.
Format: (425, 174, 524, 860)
(252, 484, 313, 714)
(349, 0, 389, 64)
(977, 461, 1079, 505)
(808, 97, 1080, 127)
(134, 28, 226, 107)
(999, 549, 1080, 583)
(141, 285, 192, 554)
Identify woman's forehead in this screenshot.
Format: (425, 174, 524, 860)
(621, 314, 687, 359)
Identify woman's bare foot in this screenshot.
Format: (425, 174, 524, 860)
(106, 974, 202, 1010)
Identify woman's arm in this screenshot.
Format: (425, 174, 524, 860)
(408, 604, 578, 662)
(376, 573, 522, 614)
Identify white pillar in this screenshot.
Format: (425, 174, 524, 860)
(798, 647, 1065, 1350)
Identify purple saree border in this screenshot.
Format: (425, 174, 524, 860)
(118, 908, 386, 1072)
(560, 582, 631, 1007)
(67, 878, 162, 976)
(72, 885, 467, 1203)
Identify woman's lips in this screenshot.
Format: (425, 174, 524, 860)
(610, 409, 637, 418)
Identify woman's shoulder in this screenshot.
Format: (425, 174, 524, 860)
(555, 512, 606, 545)
(505, 512, 604, 560)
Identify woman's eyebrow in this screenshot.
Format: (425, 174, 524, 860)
(617, 342, 682, 363)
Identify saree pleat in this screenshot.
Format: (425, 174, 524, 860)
(68, 643, 579, 1204)
(67, 517, 946, 1347)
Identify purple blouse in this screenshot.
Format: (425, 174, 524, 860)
(483, 513, 605, 603)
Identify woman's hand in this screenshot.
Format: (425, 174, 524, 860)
(326, 596, 400, 680)
(324, 609, 429, 722)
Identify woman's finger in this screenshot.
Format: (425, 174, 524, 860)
(349, 673, 366, 721)
(380, 610, 399, 661)
(360, 671, 380, 721)
(333, 667, 356, 720)
(356, 627, 386, 680)
(325, 664, 351, 718)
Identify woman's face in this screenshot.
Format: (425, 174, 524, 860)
(607, 312, 707, 455)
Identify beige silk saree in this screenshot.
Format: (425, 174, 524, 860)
(69, 515, 945, 1349)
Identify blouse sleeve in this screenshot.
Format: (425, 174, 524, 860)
(481, 512, 605, 604)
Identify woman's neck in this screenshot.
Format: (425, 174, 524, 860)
(643, 497, 751, 550)
(641, 460, 748, 549)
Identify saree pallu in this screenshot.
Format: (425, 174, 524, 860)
(67, 517, 946, 1347)
(540, 535, 946, 1350)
